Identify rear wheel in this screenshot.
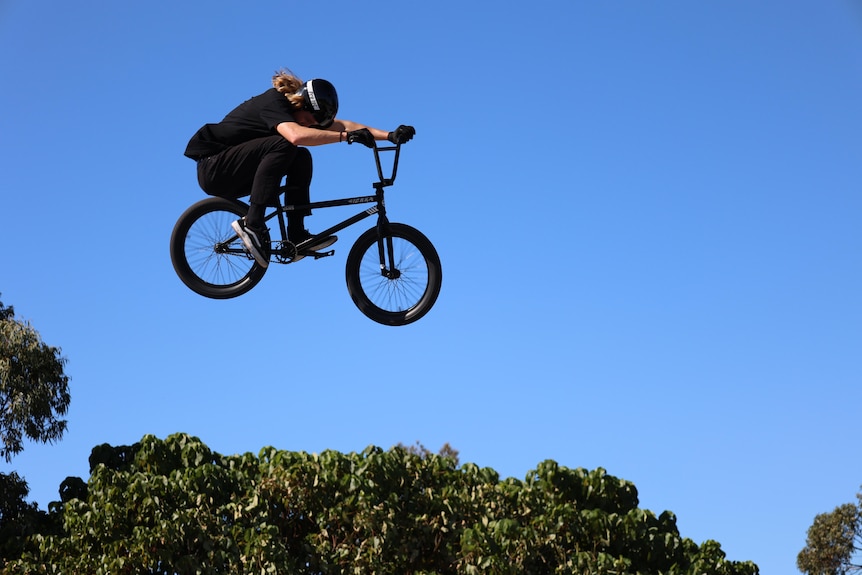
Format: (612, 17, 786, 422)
(169, 197, 268, 299)
(345, 223, 442, 326)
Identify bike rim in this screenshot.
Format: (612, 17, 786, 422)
(184, 209, 256, 288)
(357, 236, 431, 314)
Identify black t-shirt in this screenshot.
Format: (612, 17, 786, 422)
(184, 88, 297, 160)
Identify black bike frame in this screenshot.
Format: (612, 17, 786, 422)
(264, 143, 402, 251)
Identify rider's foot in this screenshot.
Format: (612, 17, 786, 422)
(288, 229, 338, 262)
(303, 235, 338, 252)
(231, 218, 270, 268)
(290, 229, 338, 252)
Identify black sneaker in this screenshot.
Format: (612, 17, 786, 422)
(302, 235, 338, 252)
(231, 219, 270, 268)
(289, 229, 338, 252)
(288, 229, 338, 262)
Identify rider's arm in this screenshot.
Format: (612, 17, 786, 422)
(329, 120, 390, 141)
(277, 120, 390, 146)
(277, 122, 345, 146)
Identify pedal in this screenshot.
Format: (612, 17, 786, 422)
(311, 249, 335, 260)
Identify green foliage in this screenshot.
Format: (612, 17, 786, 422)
(798, 491, 862, 575)
(3, 434, 757, 575)
(0, 299, 12, 322)
(0, 296, 70, 567)
(0, 296, 71, 463)
(0, 472, 61, 564)
(397, 441, 460, 467)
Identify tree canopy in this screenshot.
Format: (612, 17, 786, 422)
(0, 296, 70, 463)
(798, 490, 862, 575)
(3, 433, 758, 574)
(0, 296, 71, 565)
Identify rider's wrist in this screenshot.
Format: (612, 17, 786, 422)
(339, 131, 346, 143)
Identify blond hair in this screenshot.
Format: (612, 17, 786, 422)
(272, 68, 305, 109)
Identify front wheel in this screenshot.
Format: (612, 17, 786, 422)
(345, 223, 442, 326)
(169, 197, 268, 299)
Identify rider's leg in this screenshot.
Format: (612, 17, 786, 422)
(248, 140, 306, 231)
(196, 136, 305, 231)
(280, 148, 335, 252)
(283, 148, 313, 240)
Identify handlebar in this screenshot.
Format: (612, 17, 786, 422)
(372, 142, 402, 189)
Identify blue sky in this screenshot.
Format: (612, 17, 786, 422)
(2, 1, 861, 573)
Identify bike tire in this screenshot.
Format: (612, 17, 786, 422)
(169, 197, 268, 299)
(345, 223, 442, 326)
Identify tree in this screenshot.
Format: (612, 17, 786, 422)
(0, 295, 71, 566)
(397, 440, 460, 466)
(798, 491, 862, 575)
(4, 433, 759, 575)
(0, 296, 71, 462)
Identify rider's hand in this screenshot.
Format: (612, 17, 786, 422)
(388, 125, 416, 145)
(347, 128, 375, 148)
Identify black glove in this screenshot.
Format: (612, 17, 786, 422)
(347, 128, 375, 148)
(387, 125, 416, 145)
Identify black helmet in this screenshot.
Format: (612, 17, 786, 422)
(297, 79, 338, 128)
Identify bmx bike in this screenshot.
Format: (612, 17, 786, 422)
(169, 142, 442, 326)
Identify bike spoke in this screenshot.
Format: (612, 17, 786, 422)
(173, 199, 259, 297)
(358, 238, 429, 312)
(183, 206, 255, 288)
